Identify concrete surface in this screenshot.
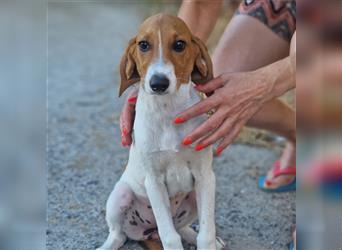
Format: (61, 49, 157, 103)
(47, 3, 295, 250)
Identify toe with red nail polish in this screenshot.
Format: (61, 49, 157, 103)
(265, 180, 272, 186)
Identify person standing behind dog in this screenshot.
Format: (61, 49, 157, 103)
(121, 0, 296, 193)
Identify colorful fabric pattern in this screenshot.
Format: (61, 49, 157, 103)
(236, 0, 296, 42)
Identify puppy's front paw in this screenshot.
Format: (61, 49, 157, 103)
(162, 232, 183, 250)
(96, 245, 115, 250)
(96, 231, 126, 250)
(215, 236, 226, 250)
(96, 247, 110, 250)
(197, 232, 216, 250)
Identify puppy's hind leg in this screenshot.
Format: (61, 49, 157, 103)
(97, 181, 134, 250)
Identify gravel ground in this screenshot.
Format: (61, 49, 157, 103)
(47, 3, 295, 250)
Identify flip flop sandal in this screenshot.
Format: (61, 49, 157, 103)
(288, 239, 294, 250)
(258, 160, 296, 193)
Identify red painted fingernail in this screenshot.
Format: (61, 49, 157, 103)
(174, 117, 184, 124)
(121, 138, 127, 147)
(122, 127, 128, 136)
(195, 144, 205, 151)
(128, 96, 137, 103)
(182, 137, 192, 146)
(216, 147, 223, 156)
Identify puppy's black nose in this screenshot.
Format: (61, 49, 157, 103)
(149, 74, 169, 93)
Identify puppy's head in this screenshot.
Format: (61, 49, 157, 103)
(119, 13, 213, 96)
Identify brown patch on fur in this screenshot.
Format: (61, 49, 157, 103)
(119, 13, 213, 96)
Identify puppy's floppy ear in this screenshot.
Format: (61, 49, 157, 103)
(119, 37, 140, 97)
(191, 36, 213, 85)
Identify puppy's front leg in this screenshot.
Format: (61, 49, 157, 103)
(145, 175, 183, 250)
(194, 168, 216, 250)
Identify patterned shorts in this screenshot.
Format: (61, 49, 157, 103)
(236, 0, 296, 42)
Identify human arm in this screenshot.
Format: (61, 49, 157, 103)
(176, 32, 296, 154)
(178, 0, 223, 42)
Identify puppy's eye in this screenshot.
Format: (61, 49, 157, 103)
(138, 41, 150, 52)
(173, 40, 186, 52)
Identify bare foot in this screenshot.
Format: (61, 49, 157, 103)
(293, 229, 296, 250)
(263, 142, 296, 189)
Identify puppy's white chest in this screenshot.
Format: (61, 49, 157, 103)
(124, 83, 211, 198)
(165, 156, 194, 197)
(133, 84, 205, 153)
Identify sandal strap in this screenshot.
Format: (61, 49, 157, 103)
(272, 160, 296, 178)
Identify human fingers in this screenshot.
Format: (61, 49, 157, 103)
(181, 108, 226, 146)
(174, 95, 220, 124)
(194, 114, 238, 150)
(120, 90, 138, 146)
(194, 75, 225, 93)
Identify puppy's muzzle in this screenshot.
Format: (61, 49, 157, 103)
(149, 74, 169, 94)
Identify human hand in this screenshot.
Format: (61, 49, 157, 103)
(120, 89, 138, 147)
(174, 70, 275, 155)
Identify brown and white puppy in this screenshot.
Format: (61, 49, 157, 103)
(97, 14, 224, 250)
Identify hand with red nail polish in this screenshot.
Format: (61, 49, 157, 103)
(120, 89, 138, 147)
(174, 59, 295, 154)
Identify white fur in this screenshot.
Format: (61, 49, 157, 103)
(134, 83, 205, 153)
(144, 29, 177, 95)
